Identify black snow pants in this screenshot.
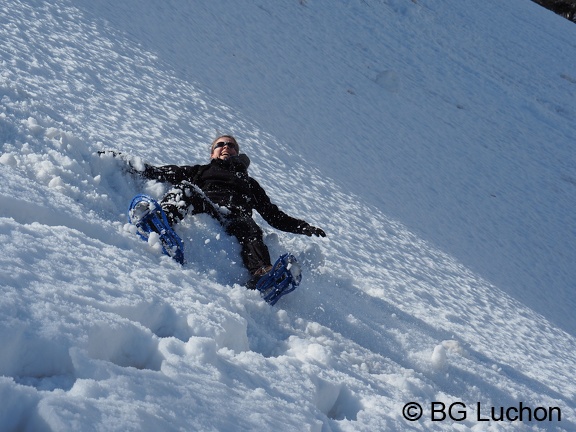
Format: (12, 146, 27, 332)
(160, 185, 272, 275)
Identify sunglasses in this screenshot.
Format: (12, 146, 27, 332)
(213, 141, 238, 151)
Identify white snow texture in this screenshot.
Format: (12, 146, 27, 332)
(1, 0, 576, 431)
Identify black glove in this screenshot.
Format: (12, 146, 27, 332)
(97, 149, 121, 158)
(97, 150, 143, 174)
(298, 223, 326, 237)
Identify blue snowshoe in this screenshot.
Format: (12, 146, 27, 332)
(128, 194, 185, 264)
(255, 253, 302, 305)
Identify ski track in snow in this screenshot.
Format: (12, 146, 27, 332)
(1, 0, 576, 431)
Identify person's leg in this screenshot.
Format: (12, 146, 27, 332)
(225, 216, 272, 275)
(160, 188, 273, 276)
(160, 185, 208, 225)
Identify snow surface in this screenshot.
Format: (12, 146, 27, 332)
(1, 0, 576, 430)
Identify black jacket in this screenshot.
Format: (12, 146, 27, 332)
(142, 155, 310, 234)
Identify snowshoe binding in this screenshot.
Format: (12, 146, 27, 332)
(255, 253, 302, 305)
(128, 194, 185, 264)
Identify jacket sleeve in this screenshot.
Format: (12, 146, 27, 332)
(250, 178, 310, 234)
(97, 150, 200, 185)
(141, 164, 200, 184)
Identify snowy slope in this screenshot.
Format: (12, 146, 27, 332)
(1, 0, 576, 431)
(73, 0, 576, 336)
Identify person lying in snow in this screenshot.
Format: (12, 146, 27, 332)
(103, 134, 325, 288)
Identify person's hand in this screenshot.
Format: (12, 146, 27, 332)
(299, 223, 326, 237)
(97, 150, 144, 174)
(97, 149, 121, 158)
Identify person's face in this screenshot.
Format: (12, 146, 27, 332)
(211, 138, 238, 160)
